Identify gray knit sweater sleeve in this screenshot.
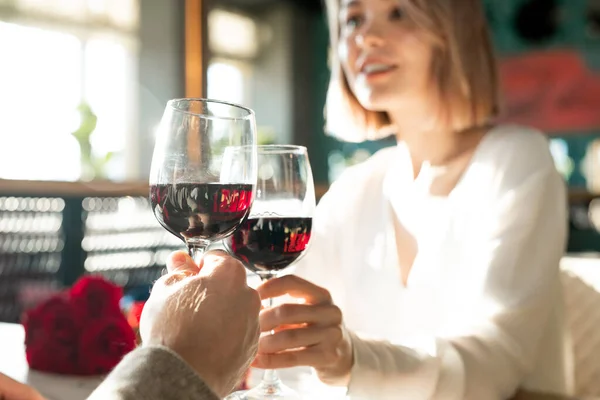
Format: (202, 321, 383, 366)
(87, 346, 220, 400)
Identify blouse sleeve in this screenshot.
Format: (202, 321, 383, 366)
(346, 166, 568, 400)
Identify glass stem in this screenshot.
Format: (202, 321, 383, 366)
(261, 282, 282, 387)
(188, 240, 210, 265)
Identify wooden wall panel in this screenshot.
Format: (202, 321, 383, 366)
(185, 0, 205, 98)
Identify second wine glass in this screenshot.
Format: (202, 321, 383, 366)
(225, 145, 316, 400)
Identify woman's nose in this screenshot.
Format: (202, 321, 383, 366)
(355, 23, 385, 48)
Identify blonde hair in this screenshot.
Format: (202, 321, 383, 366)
(324, 0, 500, 142)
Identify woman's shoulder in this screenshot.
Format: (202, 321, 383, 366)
(480, 124, 557, 179)
(458, 124, 566, 205)
(490, 123, 550, 144)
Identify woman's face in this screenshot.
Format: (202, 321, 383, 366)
(338, 0, 435, 113)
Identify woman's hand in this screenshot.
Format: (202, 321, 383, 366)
(253, 275, 353, 386)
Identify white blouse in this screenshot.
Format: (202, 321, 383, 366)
(296, 125, 571, 400)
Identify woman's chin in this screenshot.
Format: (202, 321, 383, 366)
(354, 88, 402, 113)
(355, 95, 390, 112)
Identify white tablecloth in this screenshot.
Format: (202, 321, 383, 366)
(0, 322, 104, 400)
(0, 322, 345, 399)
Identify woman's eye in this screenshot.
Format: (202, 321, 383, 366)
(345, 15, 363, 29)
(390, 7, 403, 21)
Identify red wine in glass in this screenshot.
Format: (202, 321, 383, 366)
(149, 99, 257, 259)
(150, 182, 253, 242)
(228, 216, 312, 277)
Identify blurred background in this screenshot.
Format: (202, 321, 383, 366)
(0, 0, 600, 321)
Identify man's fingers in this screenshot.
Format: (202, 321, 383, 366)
(166, 251, 199, 274)
(200, 251, 249, 288)
(162, 250, 248, 289)
(161, 251, 199, 286)
(197, 250, 231, 277)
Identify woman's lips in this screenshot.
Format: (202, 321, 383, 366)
(359, 65, 398, 82)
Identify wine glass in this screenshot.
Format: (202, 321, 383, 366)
(149, 98, 257, 262)
(225, 145, 316, 400)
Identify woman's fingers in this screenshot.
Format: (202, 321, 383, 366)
(253, 275, 353, 381)
(258, 326, 342, 354)
(253, 342, 341, 370)
(259, 303, 342, 332)
(257, 275, 332, 305)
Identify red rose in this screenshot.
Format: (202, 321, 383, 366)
(26, 339, 78, 375)
(78, 316, 136, 375)
(23, 307, 44, 349)
(23, 295, 79, 344)
(70, 276, 123, 321)
(23, 295, 79, 374)
(22, 276, 132, 376)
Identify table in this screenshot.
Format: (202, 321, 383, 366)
(0, 322, 344, 399)
(0, 323, 590, 400)
(0, 323, 104, 400)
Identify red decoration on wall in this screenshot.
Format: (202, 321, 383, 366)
(499, 49, 600, 133)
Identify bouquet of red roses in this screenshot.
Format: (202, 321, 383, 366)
(22, 276, 136, 376)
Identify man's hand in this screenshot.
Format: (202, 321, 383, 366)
(140, 251, 261, 397)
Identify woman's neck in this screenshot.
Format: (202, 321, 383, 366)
(389, 108, 487, 179)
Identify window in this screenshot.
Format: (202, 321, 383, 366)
(207, 9, 257, 108)
(207, 60, 247, 106)
(0, 0, 138, 181)
(208, 9, 258, 60)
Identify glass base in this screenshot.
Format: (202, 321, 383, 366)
(225, 380, 301, 400)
